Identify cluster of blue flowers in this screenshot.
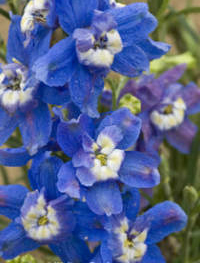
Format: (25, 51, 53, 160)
(1, 0, 198, 262)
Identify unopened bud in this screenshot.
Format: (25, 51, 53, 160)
(119, 94, 141, 115)
(183, 186, 198, 210)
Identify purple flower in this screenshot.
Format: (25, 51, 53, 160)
(120, 64, 200, 153)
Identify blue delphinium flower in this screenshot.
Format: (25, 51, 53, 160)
(120, 64, 200, 154)
(33, 1, 170, 117)
(92, 200, 187, 263)
(0, 154, 76, 260)
(56, 108, 160, 216)
(0, 13, 70, 155)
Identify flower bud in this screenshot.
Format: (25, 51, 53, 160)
(119, 94, 141, 115)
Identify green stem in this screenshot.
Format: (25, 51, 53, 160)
(182, 216, 196, 263)
(165, 7, 200, 20)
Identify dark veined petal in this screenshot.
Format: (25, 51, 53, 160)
(19, 101, 52, 155)
(111, 45, 149, 77)
(0, 185, 28, 220)
(56, 0, 98, 34)
(134, 201, 187, 244)
(28, 152, 63, 200)
(57, 114, 94, 157)
(122, 187, 140, 221)
(119, 151, 160, 188)
(108, 3, 157, 47)
(136, 38, 170, 61)
(69, 64, 104, 118)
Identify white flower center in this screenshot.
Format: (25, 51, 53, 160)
(0, 66, 34, 110)
(78, 29, 123, 68)
(22, 194, 60, 241)
(150, 97, 186, 131)
(115, 218, 148, 263)
(91, 133, 124, 181)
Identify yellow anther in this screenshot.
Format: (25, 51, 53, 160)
(38, 216, 48, 226)
(163, 104, 173, 114)
(96, 154, 107, 166)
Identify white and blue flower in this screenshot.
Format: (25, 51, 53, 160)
(33, 0, 170, 117)
(0, 154, 76, 260)
(56, 108, 160, 216)
(92, 199, 187, 263)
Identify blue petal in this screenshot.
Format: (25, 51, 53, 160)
(72, 149, 94, 168)
(49, 195, 76, 240)
(97, 108, 141, 150)
(122, 187, 140, 221)
(90, 250, 103, 263)
(0, 107, 18, 146)
(33, 37, 76, 86)
(69, 64, 104, 117)
(0, 147, 32, 167)
(134, 201, 187, 244)
(19, 101, 52, 155)
(76, 167, 97, 187)
(56, 0, 98, 34)
(73, 201, 107, 242)
(0, 185, 28, 220)
(38, 83, 71, 105)
(49, 236, 92, 263)
(86, 181, 123, 216)
(119, 151, 160, 188)
(7, 15, 52, 67)
(111, 45, 149, 77)
(108, 3, 157, 46)
(57, 114, 94, 157)
(28, 152, 63, 200)
(98, 125, 123, 146)
(57, 162, 80, 199)
(0, 222, 39, 260)
(137, 38, 170, 60)
(166, 119, 197, 154)
(141, 245, 165, 263)
(100, 241, 113, 263)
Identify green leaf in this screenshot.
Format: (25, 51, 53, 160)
(0, 7, 10, 20)
(165, 7, 200, 20)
